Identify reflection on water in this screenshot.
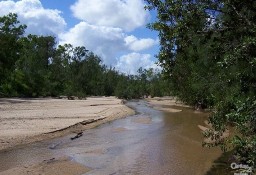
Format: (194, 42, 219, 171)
(0, 100, 222, 174)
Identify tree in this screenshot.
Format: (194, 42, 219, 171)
(145, 0, 256, 166)
(17, 35, 56, 96)
(102, 67, 120, 96)
(76, 52, 104, 96)
(0, 13, 171, 104)
(0, 13, 26, 96)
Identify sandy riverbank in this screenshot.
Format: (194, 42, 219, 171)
(146, 96, 190, 112)
(0, 97, 224, 175)
(0, 97, 135, 151)
(0, 156, 91, 175)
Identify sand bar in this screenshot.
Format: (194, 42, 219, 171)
(146, 96, 189, 112)
(0, 97, 135, 151)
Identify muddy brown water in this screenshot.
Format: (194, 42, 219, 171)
(0, 100, 222, 175)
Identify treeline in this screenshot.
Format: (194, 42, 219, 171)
(0, 13, 170, 99)
(146, 0, 256, 166)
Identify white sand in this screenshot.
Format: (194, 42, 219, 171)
(146, 96, 189, 112)
(0, 97, 134, 150)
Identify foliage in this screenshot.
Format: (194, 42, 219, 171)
(0, 13, 26, 96)
(145, 0, 256, 166)
(0, 13, 170, 99)
(17, 34, 56, 96)
(114, 68, 169, 99)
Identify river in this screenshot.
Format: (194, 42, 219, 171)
(0, 100, 222, 175)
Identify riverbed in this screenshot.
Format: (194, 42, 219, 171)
(0, 100, 222, 175)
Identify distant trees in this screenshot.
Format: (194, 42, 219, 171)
(145, 0, 256, 166)
(0, 13, 170, 98)
(17, 35, 56, 96)
(114, 68, 170, 99)
(0, 13, 26, 96)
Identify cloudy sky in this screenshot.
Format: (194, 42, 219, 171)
(0, 0, 160, 74)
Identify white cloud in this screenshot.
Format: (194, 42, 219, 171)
(0, 0, 66, 36)
(115, 53, 159, 74)
(0, 0, 159, 74)
(59, 22, 126, 65)
(59, 22, 157, 66)
(70, 0, 150, 32)
(125, 35, 157, 51)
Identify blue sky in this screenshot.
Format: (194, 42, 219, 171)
(0, 0, 160, 74)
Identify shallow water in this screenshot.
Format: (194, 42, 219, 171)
(0, 100, 222, 174)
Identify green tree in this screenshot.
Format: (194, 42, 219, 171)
(0, 13, 26, 96)
(145, 0, 256, 166)
(77, 52, 104, 96)
(0, 13, 170, 106)
(102, 67, 120, 96)
(16, 35, 56, 97)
